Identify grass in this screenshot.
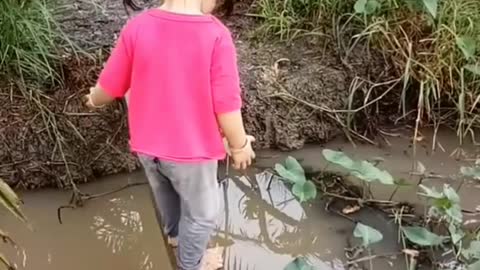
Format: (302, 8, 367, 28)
(254, 0, 480, 145)
(0, 0, 74, 84)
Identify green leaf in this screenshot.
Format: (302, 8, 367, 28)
(322, 149, 394, 184)
(402, 226, 446, 246)
(449, 223, 465, 245)
(275, 156, 306, 184)
(322, 149, 355, 169)
(461, 166, 480, 180)
(354, 0, 380, 15)
(365, 0, 380, 14)
(419, 185, 443, 199)
(354, 0, 367, 14)
(445, 204, 463, 224)
(353, 223, 383, 247)
(457, 36, 476, 60)
(465, 64, 480, 76)
(463, 241, 480, 260)
(422, 0, 438, 18)
(0, 178, 27, 223)
(468, 259, 480, 270)
(351, 161, 395, 185)
(284, 257, 314, 270)
(444, 185, 461, 204)
(292, 181, 317, 202)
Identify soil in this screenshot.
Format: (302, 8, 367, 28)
(0, 0, 392, 188)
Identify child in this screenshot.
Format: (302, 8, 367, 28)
(84, 0, 255, 269)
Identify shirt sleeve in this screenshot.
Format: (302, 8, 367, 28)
(210, 30, 242, 114)
(98, 26, 133, 98)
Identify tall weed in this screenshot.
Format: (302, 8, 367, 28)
(0, 0, 71, 83)
(255, 0, 480, 141)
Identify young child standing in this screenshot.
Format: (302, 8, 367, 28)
(84, 0, 255, 269)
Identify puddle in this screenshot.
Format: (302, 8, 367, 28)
(2, 129, 479, 270)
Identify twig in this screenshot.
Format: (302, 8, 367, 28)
(345, 252, 402, 266)
(57, 182, 147, 224)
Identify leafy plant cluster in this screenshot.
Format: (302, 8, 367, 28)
(0, 0, 72, 83)
(255, 0, 480, 143)
(276, 149, 480, 269)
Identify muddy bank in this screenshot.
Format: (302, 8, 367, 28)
(0, 0, 390, 188)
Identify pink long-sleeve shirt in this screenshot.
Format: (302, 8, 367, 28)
(98, 9, 242, 162)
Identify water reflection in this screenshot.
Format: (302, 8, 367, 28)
(89, 194, 154, 268)
(217, 171, 348, 270)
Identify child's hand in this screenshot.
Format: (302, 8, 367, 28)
(225, 135, 256, 170)
(83, 87, 106, 109)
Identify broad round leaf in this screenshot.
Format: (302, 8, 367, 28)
(364, 0, 380, 14)
(402, 226, 446, 246)
(351, 161, 395, 185)
(292, 181, 317, 202)
(353, 223, 383, 247)
(284, 257, 315, 270)
(322, 149, 355, 170)
(354, 0, 367, 14)
(275, 157, 306, 184)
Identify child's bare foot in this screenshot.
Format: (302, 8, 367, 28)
(167, 236, 178, 248)
(201, 245, 224, 270)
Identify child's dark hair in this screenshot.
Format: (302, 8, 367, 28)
(122, 0, 234, 16)
(123, 0, 142, 12)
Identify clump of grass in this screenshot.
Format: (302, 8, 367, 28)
(254, 0, 480, 143)
(0, 0, 72, 83)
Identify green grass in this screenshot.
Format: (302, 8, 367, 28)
(255, 0, 480, 144)
(0, 0, 72, 84)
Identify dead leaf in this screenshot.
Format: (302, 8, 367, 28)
(402, 249, 419, 257)
(342, 205, 361, 215)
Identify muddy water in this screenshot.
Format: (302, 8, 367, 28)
(2, 129, 479, 270)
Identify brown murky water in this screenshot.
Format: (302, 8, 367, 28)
(2, 129, 479, 270)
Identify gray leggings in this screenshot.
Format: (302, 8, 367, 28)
(139, 155, 220, 270)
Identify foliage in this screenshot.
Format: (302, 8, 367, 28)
(401, 226, 446, 246)
(255, 0, 480, 142)
(274, 150, 480, 268)
(322, 149, 394, 185)
(276, 156, 317, 202)
(0, 178, 27, 269)
(353, 222, 383, 247)
(0, 0, 72, 83)
(283, 257, 315, 270)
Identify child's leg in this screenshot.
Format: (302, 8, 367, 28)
(158, 160, 220, 270)
(139, 155, 181, 239)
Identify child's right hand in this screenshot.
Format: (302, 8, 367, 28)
(226, 135, 256, 170)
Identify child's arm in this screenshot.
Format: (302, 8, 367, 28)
(84, 25, 133, 108)
(212, 29, 255, 169)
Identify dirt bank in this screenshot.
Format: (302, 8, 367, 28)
(0, 0, 390, 188)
